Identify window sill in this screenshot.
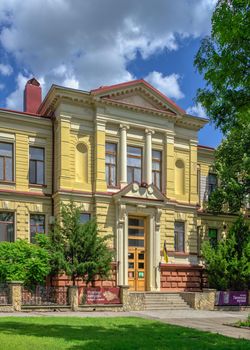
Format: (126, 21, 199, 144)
(0, 180, 15, 185)
(107, 185, 120, 189)
(29, 184, 47, 188)
(168, 251, 189, 257)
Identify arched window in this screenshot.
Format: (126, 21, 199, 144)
(175, 159, 185, 195)
(75, 143, 88, 183)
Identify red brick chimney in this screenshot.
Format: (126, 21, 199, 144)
(23, 78, 42, 113)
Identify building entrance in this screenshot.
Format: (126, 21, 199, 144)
(128, 216, 146, 291)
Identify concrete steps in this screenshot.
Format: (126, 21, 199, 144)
(144, 293, 190, 310)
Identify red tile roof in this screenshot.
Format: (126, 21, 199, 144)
(91, 79, 185, 114)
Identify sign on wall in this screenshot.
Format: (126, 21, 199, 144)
(215, 291, 248, 306)
(79, 287, 121, 305)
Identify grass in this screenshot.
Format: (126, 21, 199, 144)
(0, 316, 249, 350)
(236, 314, 250, 328)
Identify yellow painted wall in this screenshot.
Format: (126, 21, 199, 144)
(0, 111, 52, 240)
(0, 96, 234, 267)
(0, 114, 52, 195)
(174, 150, 190, 203)
(0, 196, 51, 241)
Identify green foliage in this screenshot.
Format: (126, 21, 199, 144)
(237, 314, 250, 327)
(208, 124, 250, 213)
(0, 239, 50, 286)
(202, 216, 250, 290)
(194, 0, 250, 133)
(46, 202, 113, 285)
(195, 0, 250, 213)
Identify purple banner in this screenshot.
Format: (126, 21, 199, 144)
(215, 291, 248, 306)
(78, 287, 121, 305)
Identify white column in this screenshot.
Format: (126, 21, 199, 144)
(145, 129, 154, 185)
(120, 125, 129, 188)
(116, 203, 127, 286)
(148, 214, 155, 290)
(123, 214, 128, 286)
(154, 208, 162, 291)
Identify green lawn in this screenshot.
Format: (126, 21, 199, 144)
(0, 317, 249, 350)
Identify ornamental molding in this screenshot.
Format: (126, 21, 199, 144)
(113, 182, 166, 205)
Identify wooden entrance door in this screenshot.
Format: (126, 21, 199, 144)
(128, 217, 146, 291)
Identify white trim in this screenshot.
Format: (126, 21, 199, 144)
(0, 132, 15, 142)
(29, 137, 46, 146)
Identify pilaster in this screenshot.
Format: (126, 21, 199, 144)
(189, 138, 198, 203)
(94, 118, 107, 192)
(165, 131, 175, 198)
(55, 115, 72, 189)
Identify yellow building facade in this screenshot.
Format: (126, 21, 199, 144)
(0, 79, 238, 291)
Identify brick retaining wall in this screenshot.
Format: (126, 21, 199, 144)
(160, 264, 207, 291)
(48, 263, 117, 288)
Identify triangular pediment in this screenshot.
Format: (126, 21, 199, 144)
(91, 79, 184, 115)
(109, 92, 168, 112)
(113, 183, 166, 204)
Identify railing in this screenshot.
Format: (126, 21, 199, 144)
(22, 285, 69, 306)
(0, 283, 10, 305)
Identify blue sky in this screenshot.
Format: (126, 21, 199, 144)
(0, 0, 221, 147)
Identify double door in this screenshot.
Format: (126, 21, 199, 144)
(128, 217, 146, 291)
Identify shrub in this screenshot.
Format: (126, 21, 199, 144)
(0, 239, 50, 286)
(202, 215, 250, 290)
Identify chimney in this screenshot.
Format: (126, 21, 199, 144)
(23, 78, 42, 113)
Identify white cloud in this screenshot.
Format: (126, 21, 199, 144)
(5, 72, 31, 110)
(145, 71, 184, 100)
(62, 77, 79, 90)
(0, 0, 216, 108)
(0, 63, 13, 76)
(186, 103, 207, 118)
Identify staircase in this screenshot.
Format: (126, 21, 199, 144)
(144, 292, 190, 310)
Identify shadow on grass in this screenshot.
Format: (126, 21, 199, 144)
(0, 317, 249, 350)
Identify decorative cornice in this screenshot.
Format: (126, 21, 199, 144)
(0, 188, 51, 198)
(97, 96, 180, 122)
(38, 84, 208, 132)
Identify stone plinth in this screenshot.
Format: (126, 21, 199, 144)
(69, 286, 79, 311)
(8, 281, 23, 312)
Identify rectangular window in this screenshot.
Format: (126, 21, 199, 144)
(208, 173, 217, 196)
(0, 142, 13, 182)
(152, 150, 162, 190)
(208, 228, 218, 248)
(29, 146, 45, 185)
(174, 222, 185, 252)
(0, 212, 14, 242)
(80, 213, 91, 224)
(30, 214, 45, 243)
(105, 143, 117, 187)
(127, 146, 142, 184)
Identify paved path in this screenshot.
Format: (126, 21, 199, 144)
(0, 309, 249, 340)
(132, 309, 250, 340)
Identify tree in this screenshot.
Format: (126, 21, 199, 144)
(195, 0, 249, 132)
(208, 123, 250, 213)
(0, 239, 50, 286)
(202, 215, 250, 290)
(46, 202, 113, 286)
(195, 0, 250, 212)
